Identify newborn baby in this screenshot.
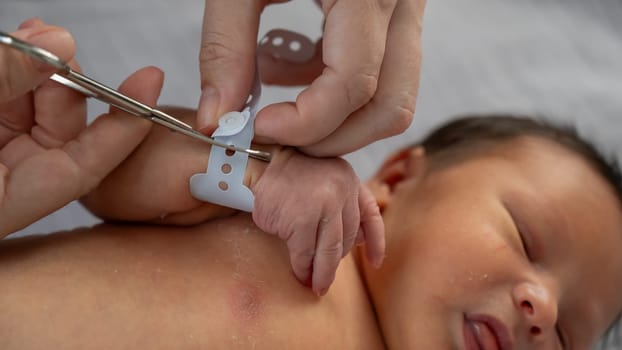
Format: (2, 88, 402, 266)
(1, 112, 620, 349)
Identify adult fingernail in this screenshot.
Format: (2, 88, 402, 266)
(27, 30, 73, 71)
(197, 86, 220, 130)
(18, 18, 44, 30)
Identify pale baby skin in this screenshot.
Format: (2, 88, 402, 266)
(1, 114, 621, 349)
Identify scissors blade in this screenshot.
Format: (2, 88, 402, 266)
(51, 74, 97, 98)
(53, 69, 271, 162)
(149, 109, 272, 161)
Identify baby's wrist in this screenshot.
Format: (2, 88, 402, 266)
(246, 144, 291, 193)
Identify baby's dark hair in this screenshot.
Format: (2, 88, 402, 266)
(418, 114, 622, 202)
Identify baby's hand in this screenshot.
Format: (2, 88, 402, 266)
(251, 148, 385, 296)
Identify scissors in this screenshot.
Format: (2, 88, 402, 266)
(0, 31, 272, 162)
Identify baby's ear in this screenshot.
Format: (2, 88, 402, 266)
(366, 146, 427, 211)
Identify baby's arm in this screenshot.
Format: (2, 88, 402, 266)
(82, 106, 385, 294)
(81, 106, 252, 225)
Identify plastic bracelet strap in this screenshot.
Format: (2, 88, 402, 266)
(189, 29, 316, 211)
(189, 71, 261, 211)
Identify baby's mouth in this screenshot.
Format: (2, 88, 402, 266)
(463, 313, 513, 350)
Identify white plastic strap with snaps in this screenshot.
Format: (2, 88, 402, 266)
(189, 29, 316, 211)
(189, 80, 261, 212)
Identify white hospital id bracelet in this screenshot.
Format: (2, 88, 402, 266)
(189, 108, 256, 212)
(189, 28, 316, 212)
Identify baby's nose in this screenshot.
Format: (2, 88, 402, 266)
(512, 282, 559, 342)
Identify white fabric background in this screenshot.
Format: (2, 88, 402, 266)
(1, 0, 621, 347)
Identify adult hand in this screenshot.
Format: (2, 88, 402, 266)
(197, 0, 425, 156)
(0, 19, 164, 236)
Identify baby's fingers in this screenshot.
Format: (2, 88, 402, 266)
(359, 184, 385, 268)
(285, 220, 319, 288)
(340, 189, 361, 258)
(312, 214, 343, 296)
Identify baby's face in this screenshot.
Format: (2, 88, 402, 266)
(362, 137, 622, 349)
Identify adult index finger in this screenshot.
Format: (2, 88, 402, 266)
(196, 0, 265, 133)
(0, 21, 75, 103)
(300, 0, 425, 157)
(254, 0, 396, 147)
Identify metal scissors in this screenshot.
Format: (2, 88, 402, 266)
(0, 31, 272, 162)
